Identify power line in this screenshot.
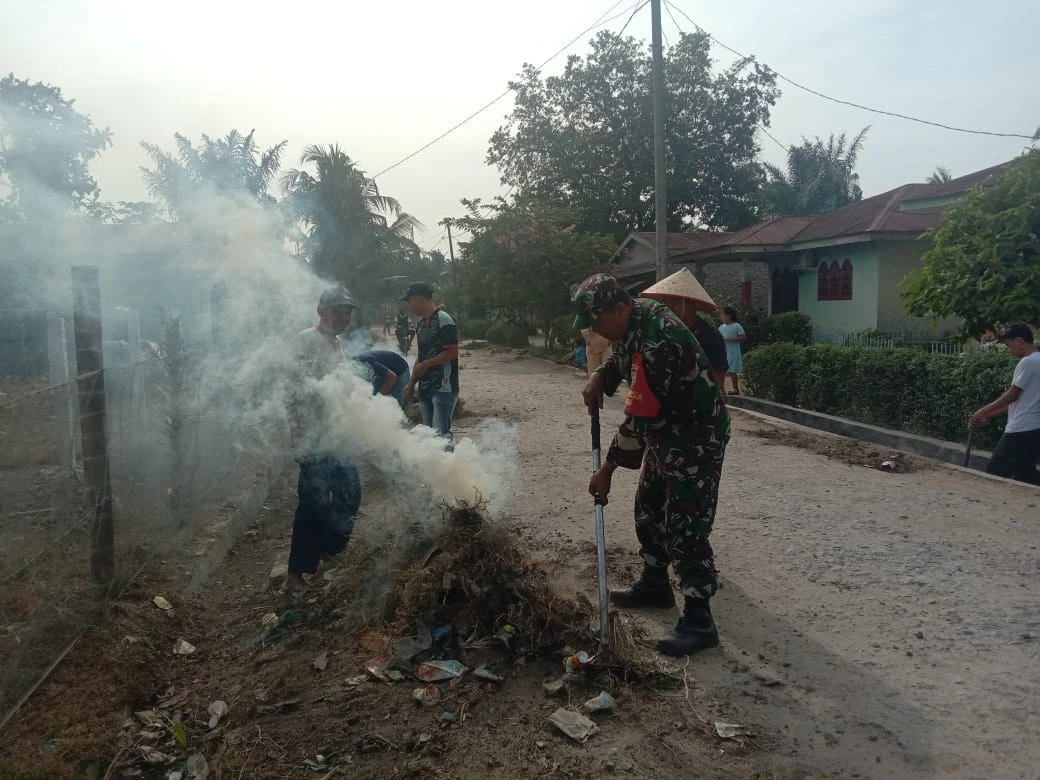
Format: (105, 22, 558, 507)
(664, 0, 1035, 142)
(372, 0, 648, 180)
(761, 126, 791, 153)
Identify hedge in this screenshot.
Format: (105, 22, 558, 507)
(760, 311, 812, 346)
(462, 319, 490, 340)
(485, 321, 530, 348)
(743, 344, 1016, 448)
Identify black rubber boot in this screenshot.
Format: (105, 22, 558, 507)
(609, 566, 674, 609)
(656, 598, 720, 656)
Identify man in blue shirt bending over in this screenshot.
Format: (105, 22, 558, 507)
(353, 349, 410, 409)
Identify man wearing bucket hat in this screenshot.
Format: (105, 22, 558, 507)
(642, 267, 728, 392)
(574, 273, 730, 656)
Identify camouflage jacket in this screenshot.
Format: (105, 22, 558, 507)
(597, 299, 730, 470)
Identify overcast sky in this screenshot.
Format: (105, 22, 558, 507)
(5, 0, 1037, 251)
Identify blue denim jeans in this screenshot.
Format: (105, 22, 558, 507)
(419, 391, 458, 448)
(289, 455, 361, 575)
(389, 367, 410, 408)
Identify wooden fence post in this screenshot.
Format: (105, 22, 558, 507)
(72, 266, 116, 596)
(47, 317, 77, 469)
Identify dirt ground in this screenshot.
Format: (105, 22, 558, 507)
(3, 346, 1039, 779)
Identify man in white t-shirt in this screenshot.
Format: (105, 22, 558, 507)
(969, 323, 1040, 485)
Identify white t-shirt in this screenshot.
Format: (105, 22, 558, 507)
(1005, 351, 1040, 433)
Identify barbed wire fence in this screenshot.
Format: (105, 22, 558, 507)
(0, 266, 276, 723)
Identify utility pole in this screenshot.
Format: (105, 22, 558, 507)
(445, 220, 456, 265)
(650, 0, 669, 281)
(440, 218, 458, 284)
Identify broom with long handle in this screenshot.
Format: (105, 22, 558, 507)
(590, 406, 611, 656)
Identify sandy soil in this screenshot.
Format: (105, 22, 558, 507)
(457, 346, 1040, 780)
(3, 345, 1038, 779)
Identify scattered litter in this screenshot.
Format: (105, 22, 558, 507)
(394, 635, 433, 661)
(564, 651, 592, 672)
(415, 660, 468, 682)
(173, 638, 196, 656)
(261, 613, 279, 629)
(536, 741, 547, 748)
(365, 657, 391, 683)
(431, 624, 453, 642)
(313, 650, 329, 671)
(268, 565, 289, 590)
(715, 721, 754, 739)
(493, 625, 516, 649)
(167, 772, 183, 780)
(141, 747, 177, 764)
(880, 460, 897, 472)
(153, 596, 173, 611)
(412, 684, 440, 706)
(302, 754, 327, 771)
(43, 738, 62, 752)
(416, 733, 432, 747)
(248, 610, 303, 650)
(582, 691, 616, 714)
(549, 708, 600, 743)
(440, 711, 456, 723)
(358, 629, 389, 655)
(543, 677, 566, 696)
(589, 617, 601, 633)
(186, 751, 209, 779)
(387, 670, 407, 682)
(322, 569, 336, 582)
(206, 700, 228, 729)
(345, 675, 368, 687)
(136, 709, 161, 726)
(473, 664, 504, 683)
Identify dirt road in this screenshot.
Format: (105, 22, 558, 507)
(457, 346, 1040, 779)
(6, 346, 1039, 779)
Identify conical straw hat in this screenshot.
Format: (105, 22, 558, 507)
(642, 267, 717, 311)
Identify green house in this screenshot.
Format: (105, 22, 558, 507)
(611, 161, 1010, 342)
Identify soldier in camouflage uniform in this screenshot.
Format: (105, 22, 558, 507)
(573, 274, 730, 656)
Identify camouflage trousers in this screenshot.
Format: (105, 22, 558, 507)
(634, 437, 727, 600)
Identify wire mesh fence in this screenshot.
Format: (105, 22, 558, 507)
(0, 357, 273, 718)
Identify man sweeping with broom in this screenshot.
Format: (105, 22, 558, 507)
(573, 274, 730, 656)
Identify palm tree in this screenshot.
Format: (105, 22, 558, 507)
(281, 144, 422, 290)
(761, 127, 870, 216)
(927, 166, 953, 184)
(141, 129, 287, 219)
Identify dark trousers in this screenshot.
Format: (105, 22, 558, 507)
(288, 455, 361, 575)
(986, 428, 1040, 485)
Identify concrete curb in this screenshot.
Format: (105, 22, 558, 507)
(187, 455, 291, 595)
(728, 397, 1040, 493)
(725, 394, 993, 469)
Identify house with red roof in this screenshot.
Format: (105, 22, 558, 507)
(609, 160, 1012, 342)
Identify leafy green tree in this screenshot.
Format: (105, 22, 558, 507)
(487, 31, 779, 237)
(900, 149, 1040, 337)
(281, 144, 422, 294)
(453, 199, 614, 344)
(0, 73, 112, 218)
(759, 128, 869, 216)
(927, 166, 953, 184)
(140, 129, 286, 219)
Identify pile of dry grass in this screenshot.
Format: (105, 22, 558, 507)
(385, 504, 593, 653)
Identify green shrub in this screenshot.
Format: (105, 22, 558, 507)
(485, 322, 530, 348)
(462, 319, 490, 340)
(742, 344, 807, 405)
(744, 344, 1015, 447)
(549, 314, 578, 348)
(761, 311, 812, 345)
